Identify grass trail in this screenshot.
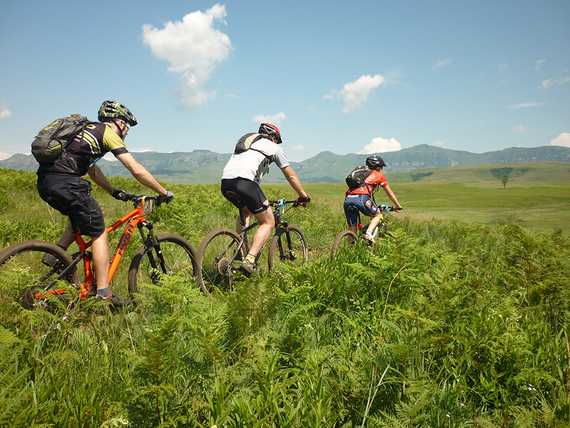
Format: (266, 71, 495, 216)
(0, 168, 569, 425)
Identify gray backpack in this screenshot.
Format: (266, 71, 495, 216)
(345, 165, 372, 189)
(31, 114, 89, 164)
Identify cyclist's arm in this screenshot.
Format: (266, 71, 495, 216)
(281, 165, 308, 198)
(87, 165, 114, 194)
(115, 152, 168, 196)
(382, 184, 402, 209)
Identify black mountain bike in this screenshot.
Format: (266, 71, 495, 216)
(197, 199, 309, 291)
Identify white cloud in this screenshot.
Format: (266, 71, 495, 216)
(507, 102, 543, 109)
(433, 141, 447, 148)
(0, 152, 11, 160)
(327, 74, 384, 113)
(142, 3, 231, 107)
(550, 132, 570, 148)
(433, 58, 453, 70)
(252, 112, 287, 125)
(292, 144, 305, 151)
(358, 136, 401, 154)
(535, 59, 546, 71)
(512, 124, 528, 134)
(541, 75, 570, 89)
(0, 107, 11, 120)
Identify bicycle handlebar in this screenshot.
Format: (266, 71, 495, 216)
(129, 195, 172, 212)
(269, 197, 311, 208)
(380, 204, 402, 212)
(269, 199, 298, 205)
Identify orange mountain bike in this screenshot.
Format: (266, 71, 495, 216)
(0, 195, 199, 308)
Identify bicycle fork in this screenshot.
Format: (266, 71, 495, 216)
(276, 224, 296, 261)
(138, 222, 168, 279)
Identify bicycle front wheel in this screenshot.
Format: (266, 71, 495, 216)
(268, 225, 308, 271)
(197, 228, 244, 292)
(331, 230, 358, 256)
(128, 233, 199, 296)
(0, 241, 77, 308)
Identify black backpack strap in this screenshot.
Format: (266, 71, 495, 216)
(235, 133, 272, 159)
(249, 147, 272, 160)
(61, 122, 89, 154)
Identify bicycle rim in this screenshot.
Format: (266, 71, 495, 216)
(198, 229, 244, 292)
(128, 234, 199, 295)
(0, 241, 76, 309)
(268, 225, 308, 271)
(331, 230, 358, 256)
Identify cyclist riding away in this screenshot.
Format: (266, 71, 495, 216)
(36, 100, 173, 301)
(221, 122, 310, 276)
(344, 155, 402, 243)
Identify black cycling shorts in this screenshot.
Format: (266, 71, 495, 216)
(37, 174, 105, 237)
(221, 177, 269, 214)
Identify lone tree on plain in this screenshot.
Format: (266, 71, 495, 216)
(490, 167, 514, 189)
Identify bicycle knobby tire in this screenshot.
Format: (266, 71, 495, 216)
(128, 233, 199, 295)
(268, 225, 308, 271)
(0, 240, 78, 309)
(197, 228, 244, 292)
(331, 230, 358, 256)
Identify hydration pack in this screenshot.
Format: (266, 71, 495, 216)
(31, 114, 89, 164)
(345, 165, 372, 189)
(234, 133, 267, 155)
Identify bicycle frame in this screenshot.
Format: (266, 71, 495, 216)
(235, 199, 296, 258)
(351, 204, 393, 237)
(49, 199, 153, 299)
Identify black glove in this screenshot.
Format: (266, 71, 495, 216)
(296, 194, 311, 207)
(112, 188, 133, 201)
(157, 191, 174, 204)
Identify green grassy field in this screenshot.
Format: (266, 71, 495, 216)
(1, 166, 569, 426)
(303, 162, 570, 232)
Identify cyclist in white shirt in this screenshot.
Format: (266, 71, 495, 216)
(221, 123, 310, 275)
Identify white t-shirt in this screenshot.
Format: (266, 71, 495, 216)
(222, 138, 290, 182)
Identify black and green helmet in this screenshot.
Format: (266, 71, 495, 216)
(98, 100, 138, 126)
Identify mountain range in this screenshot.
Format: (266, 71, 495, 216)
(1, 145, 569, 183)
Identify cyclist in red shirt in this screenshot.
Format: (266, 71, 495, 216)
(344, 155, 402, 243)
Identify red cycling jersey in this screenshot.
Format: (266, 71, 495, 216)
(345, 170, 388, 196)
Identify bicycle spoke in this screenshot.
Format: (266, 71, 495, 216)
(0, 243, 76, 309)
(199, 230, 243, 291)
(269, 226, 308, 271)
(129, 235, 198, 296)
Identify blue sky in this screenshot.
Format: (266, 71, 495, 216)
(1, 0, 569, 160)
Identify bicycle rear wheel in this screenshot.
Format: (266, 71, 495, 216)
(197, 228, 244, 292)
(128, 233, 199, 296)
(268, 225, 308, 271)
(331, 230, 358, 256)
(0, 241, 77, 309)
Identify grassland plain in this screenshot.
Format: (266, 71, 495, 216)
(0, 167, 570, 426)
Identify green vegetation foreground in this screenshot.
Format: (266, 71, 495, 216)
(1, 169, 569, 426)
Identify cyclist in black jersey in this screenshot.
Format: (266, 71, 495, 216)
(37, 101, 173, 302)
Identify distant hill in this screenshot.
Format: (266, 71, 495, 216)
(1, 144, 569, 183)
